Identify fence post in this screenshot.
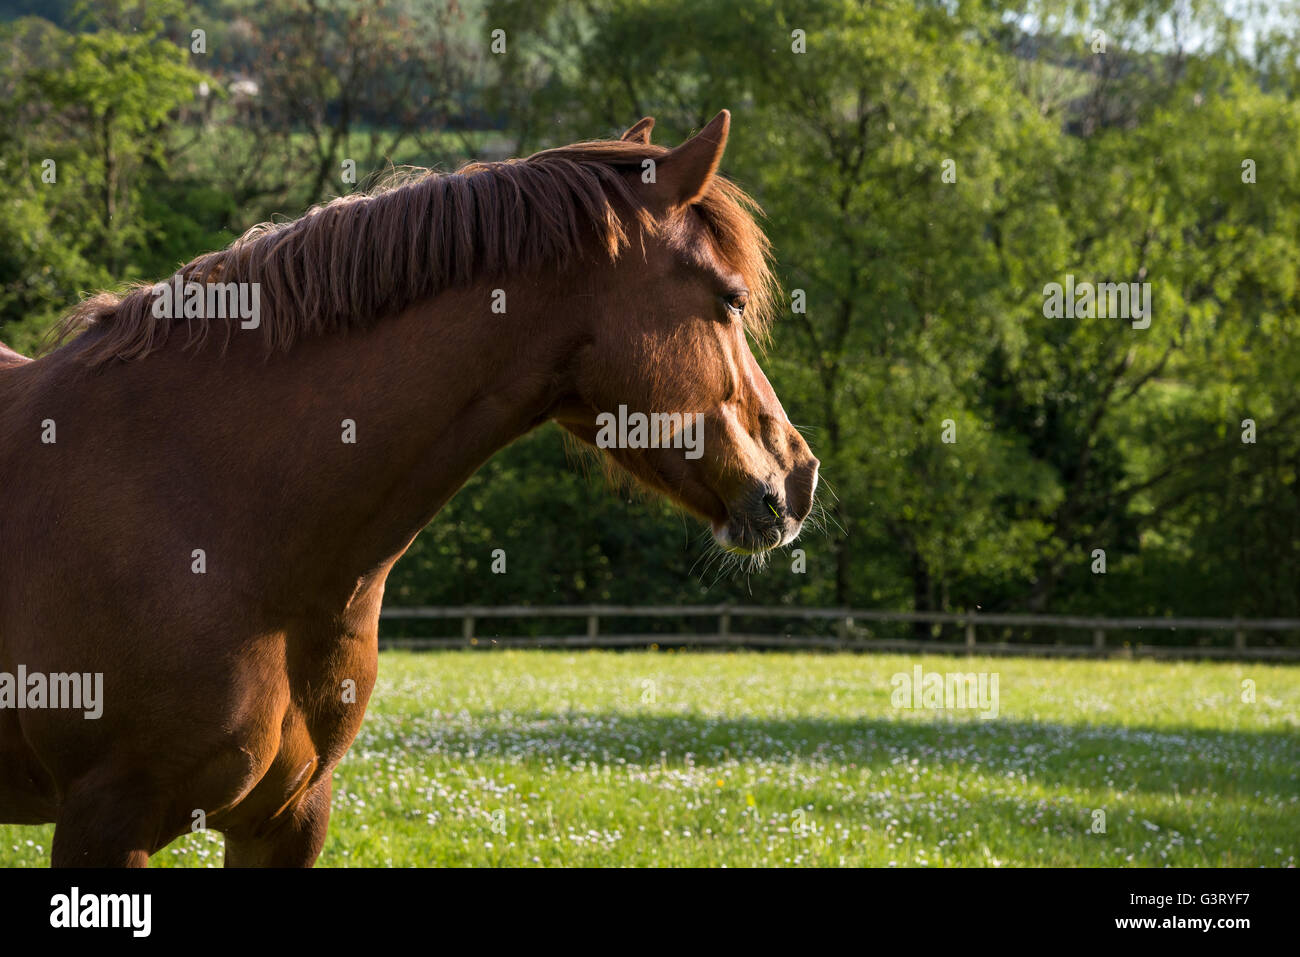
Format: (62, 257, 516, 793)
(719, 606, 731, 638)
(462, 615, 474, 640)
(965, 621, 976, 652)
(1234, 621, 1245, 652)
(838, 615, 853, 641)
(587, 614, 599, 639)
(1093, 629, 1105, 651)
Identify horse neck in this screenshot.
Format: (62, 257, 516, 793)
(193, 277, 586, 613)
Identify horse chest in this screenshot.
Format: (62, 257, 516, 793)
(220, 630, 377, 831)
(291, 631, 379, 763)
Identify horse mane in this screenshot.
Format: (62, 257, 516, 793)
(54, 139, 775, 366)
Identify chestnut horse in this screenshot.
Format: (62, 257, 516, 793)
(0, 111, 818, 866)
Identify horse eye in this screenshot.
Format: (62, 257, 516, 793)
(725, 293, 748, 316)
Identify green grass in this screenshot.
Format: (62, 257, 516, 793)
(3, 651, 1297, 867)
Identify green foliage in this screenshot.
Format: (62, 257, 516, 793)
(3, 0, 1299, 625)
(483, 0, 1300, 621)
(0, 9, 208, 341)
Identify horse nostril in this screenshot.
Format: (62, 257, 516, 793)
(762, 493, 782, 520)
(784, 461, 818, 522)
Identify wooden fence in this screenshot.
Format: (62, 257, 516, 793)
(378, 605, 1300, 660)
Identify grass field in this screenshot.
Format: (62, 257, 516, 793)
(2, 650, 1297, 867)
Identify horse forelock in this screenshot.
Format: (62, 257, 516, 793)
(53, 137, 775, 365)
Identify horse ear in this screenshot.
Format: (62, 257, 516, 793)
(650, 109, 730, 209)
(620, 117, 654, 144)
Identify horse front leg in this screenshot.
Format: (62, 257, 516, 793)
(222, 775, 333, 868)
(51, 770, 170, 867)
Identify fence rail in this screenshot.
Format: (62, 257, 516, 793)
(378, 605, 1300, 660)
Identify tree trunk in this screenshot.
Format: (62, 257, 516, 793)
(911, 550, 931, 642)
(101, 108, 118, 271)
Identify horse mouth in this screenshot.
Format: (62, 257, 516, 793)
(711, 516, 795, 554)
